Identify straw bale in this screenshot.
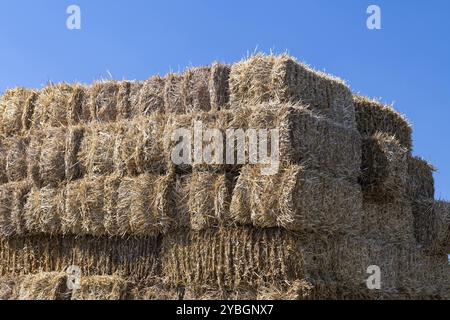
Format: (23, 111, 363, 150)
(209, 63, 231, 111)
(137, 76, 165, 116)
(103, 174, 122, 236)
(63, 176, 106, 236)
(114, 115, 167, 176)
(412, 199, 450, 254)
(229, 54, 355, 128)
(164, 73, 185, 114)
(249, 103, 361, 180)
(161, 227, 303, 289)
(23, 186, 64, 235)
(71, 276, 129, 300)
(354, 95, 412, 151)
(183, 67, 212, 113)
(9, 181, 32, 236)
(0, 276, 20, 300)
(362, 200, 415, 243)
(117, 173, 172, 236)
(65, 125, 85, 181)
(4, 136, 28, 182)
(38, 127, 67, 187)
(17, 272, 70, 300)
(0, 182, 15, 237)
(407, 156, 435, 200)
(0, 235, 161, 281)
(26, 130, 44, 187)
(0, 141, 8, 184)
(396, 246, 449, 295)
(78, 122, 117, 176)
(163, 110, 239, 173)
(32, 84, 74, 129)
(67, 84, 88, 125)
(117, 81, 142, 120)
(0, 88, 36, 137)
(230, 165, 363, 234)
(88, 81, 120, 123)
(173, 171, 232, 231)
(130, 283, 183, 300)
(360, 132, 408, 201)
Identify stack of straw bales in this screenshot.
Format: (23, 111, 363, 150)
(0, 54, 448, 300)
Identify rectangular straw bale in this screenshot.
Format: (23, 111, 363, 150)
(161, 227, 304, 289)
(173, 171, 232, 231)
(38, 127, 67, 187)
(163, 110, 240, 173)
(183, 67, 212, 113)
(136, 76, 166, 116)
(23, 186, 64, 235)
(17, 272, 70, 300)
(396, 246, 449, 295)
(249, 103, 361, 180)
(407, 156, 435, 200)
(0, 235, 161, 282)
(354, 95, 412, 151)
(103, 174, 122, 236)
(67, 84, 88, 125)
(78, 122, 118, 176)
(71, 276, 129, 300)
(117, 173, 172, 236)
(0, 141, 8, 184)
(32, 84, 75, 129)
(114, 115, 167, 176)
(229, 54, 355, 128)
(164, 73, 185, 114)
(361, 132, 408, 201)
(0, 88, 36, 137)
(362, 200, 415, 243)
(4, 136, 28, 182)
(65, 125, 85, 181)
(63, 176, 106, 236)
(230, 165, 363, 234)
(412, 199, 450, 254)
(88, 81, 120, 123)
(209, 63, 231, 111)
(116, 81, 143, 120)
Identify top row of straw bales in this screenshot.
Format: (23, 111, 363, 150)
(0, 55, 410, 143)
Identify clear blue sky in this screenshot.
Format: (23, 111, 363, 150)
(1, 0, 449, 200)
